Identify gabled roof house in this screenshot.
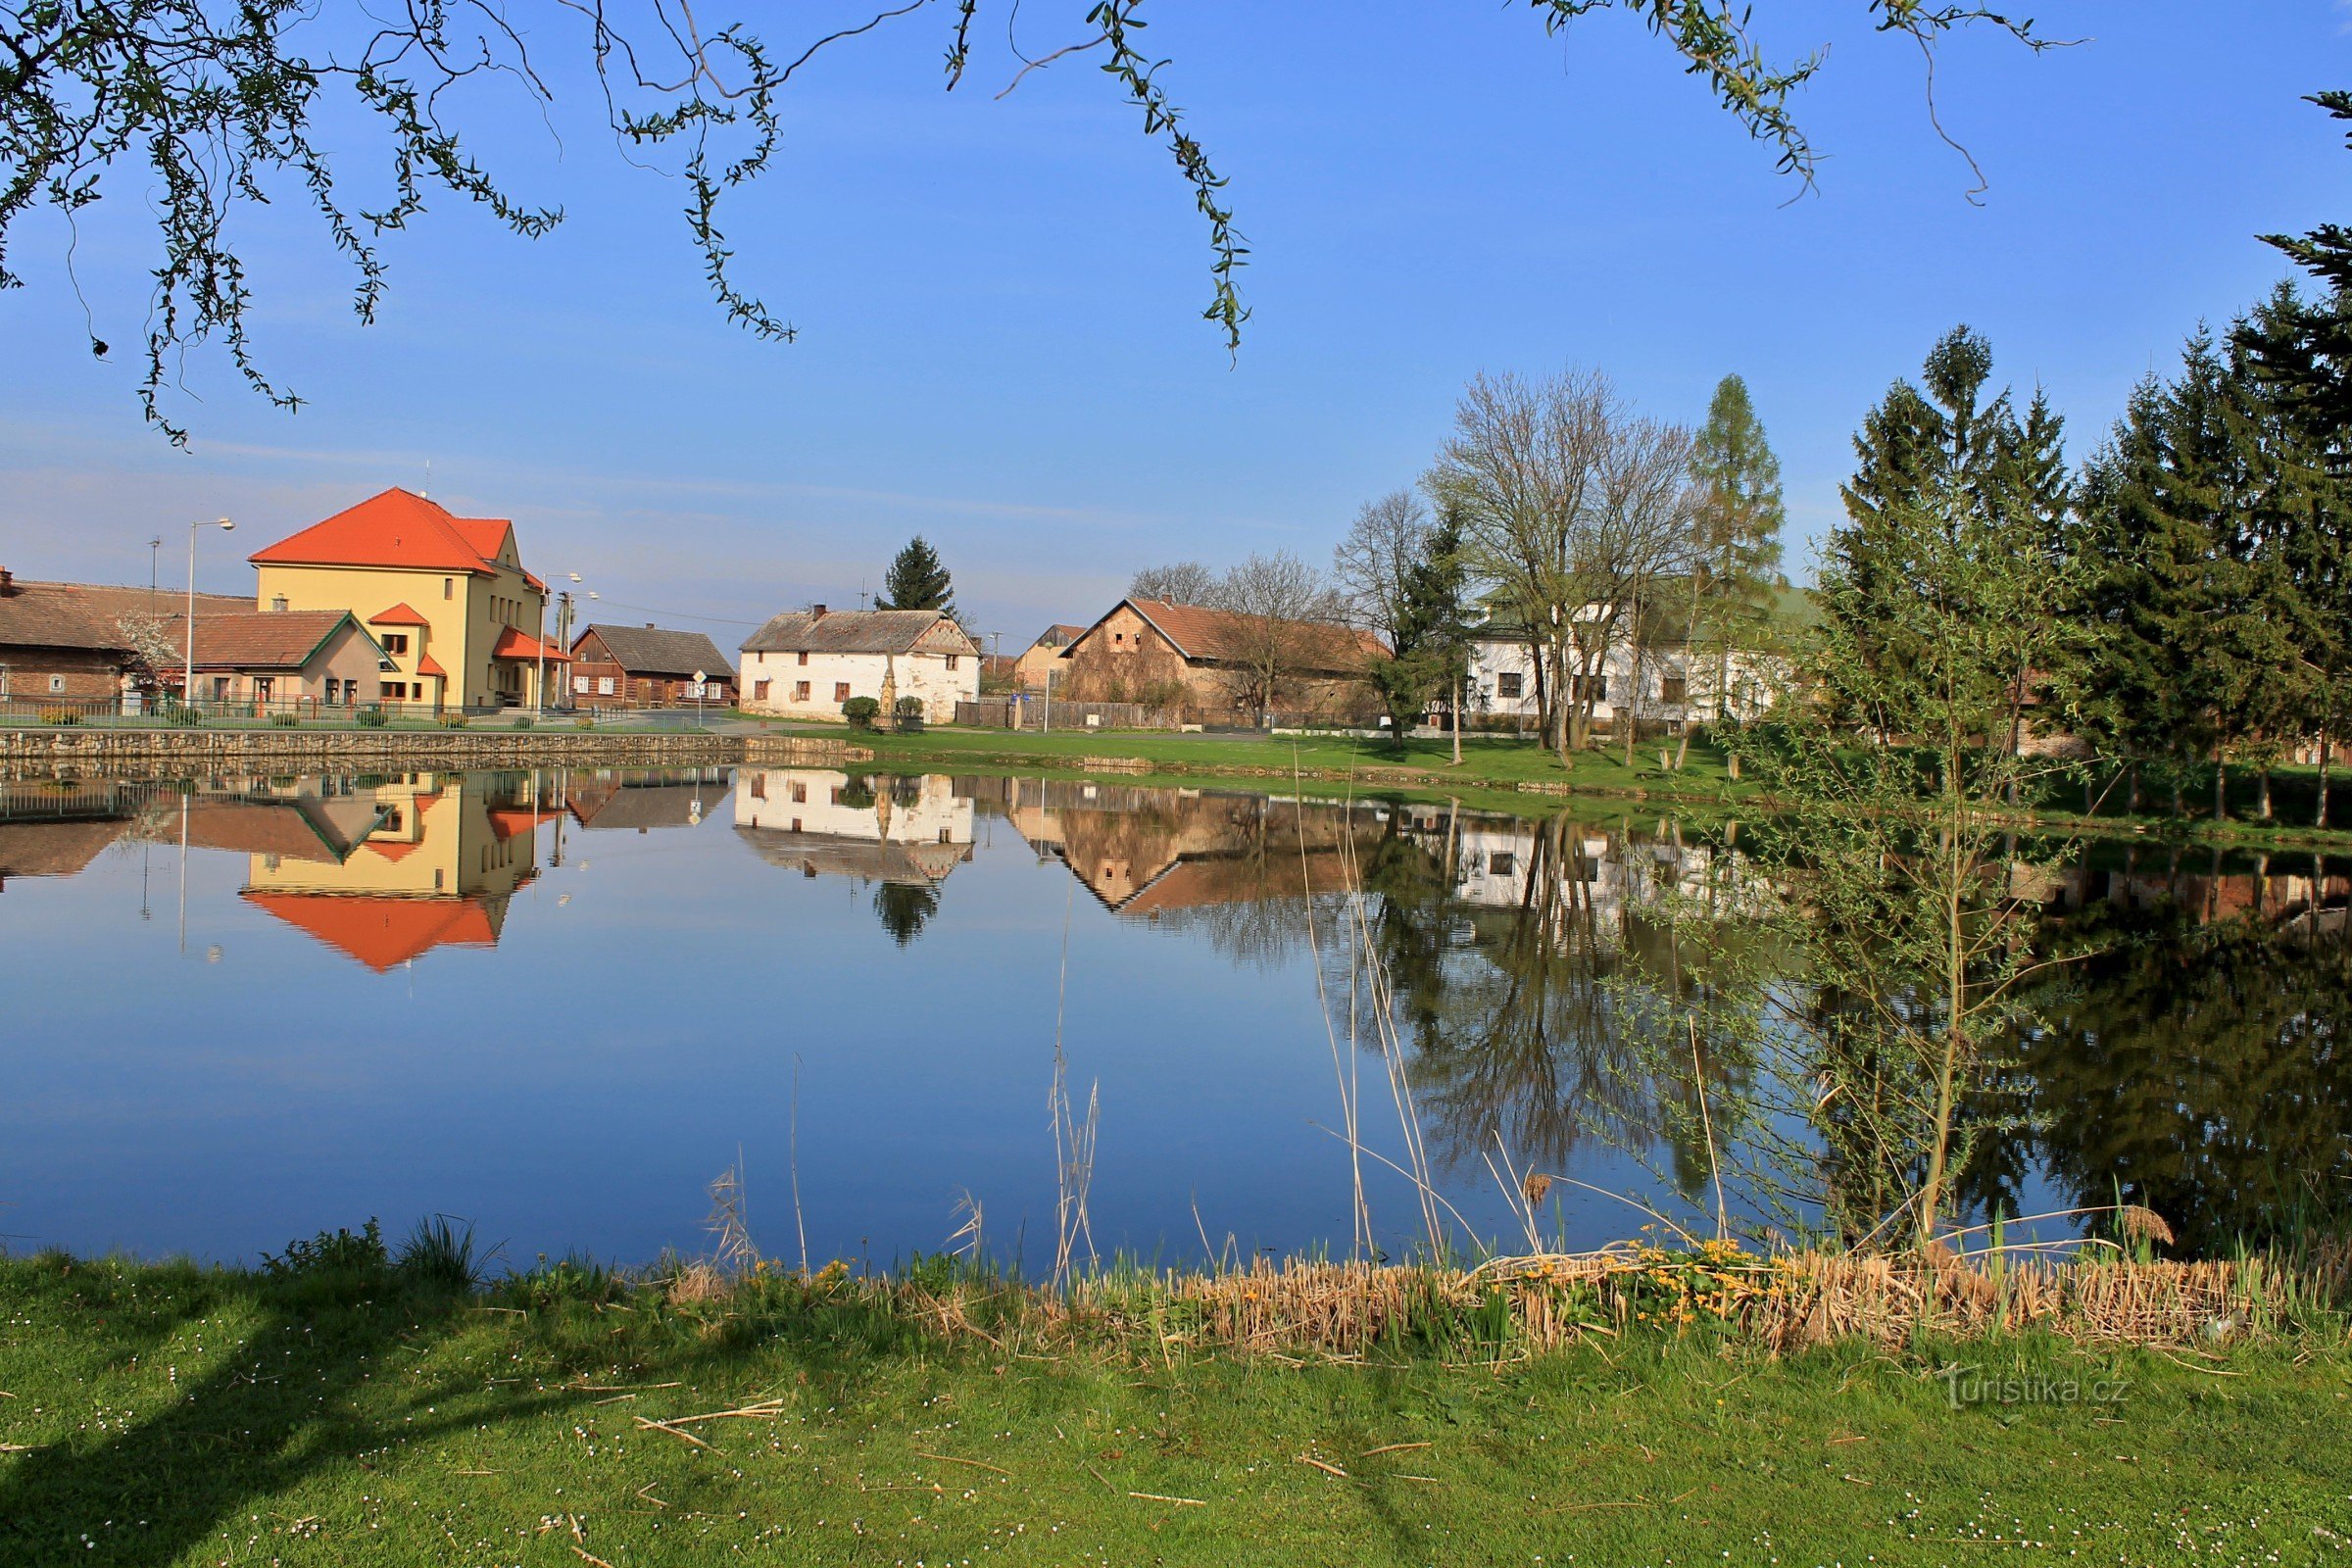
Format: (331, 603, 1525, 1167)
(737, 605, 979, 724)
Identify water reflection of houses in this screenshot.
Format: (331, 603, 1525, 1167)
(234, 772, 553, 969)
(731, 769, 974, 886)
(0, 778, 140, 888)
(1396, 805, 1735, 930)
(997, 777, 1378, 913)
(564, 767, 730, 834)
(2034, 854, 2352, 935)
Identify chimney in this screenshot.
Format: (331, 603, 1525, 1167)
(0, 567, 13, 596)
(810, 604, 827, 620)
(646, 622, 657, 631)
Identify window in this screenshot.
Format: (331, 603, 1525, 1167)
(381, 633, 409, 655)
(1661, 675, 1689, 706)
(833, 681, 851, 703)
(48, 674, 64, 694)
(754, 679, 771, 701)
(324, 679, 341, 706)
(270, 595, 288, 612)
(443, 578, 454, 600)
(1489, 852, 1516, 877)
(253, 677, 273, 702)
(1572, 675, 1608, 703)
(599, 676, 615, 696)
(793, 680, 811, 702)
(945, 654, 959, 670)
(797, 652, 809, 666)
(572, 674, 590, 695)
(750, 775, 766, 799)
(790, 781, 808, 804)
(1495, 671, 1524, 700)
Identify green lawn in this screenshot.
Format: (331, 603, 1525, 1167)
(3, 1255, 2347, 1566)
(829, 724, 1743, 802)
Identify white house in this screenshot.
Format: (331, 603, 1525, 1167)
(1461, 593, 1801, 737)
(731, 768, 975, 885)
(737, 606, 979, 724)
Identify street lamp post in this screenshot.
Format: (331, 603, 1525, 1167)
(184, 517, 233, 713)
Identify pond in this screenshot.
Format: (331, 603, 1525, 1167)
(1, 765, 2345, 1271)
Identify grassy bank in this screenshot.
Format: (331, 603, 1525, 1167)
(795, 721, 2352, 851)
(4, 1241, 2348, 1566)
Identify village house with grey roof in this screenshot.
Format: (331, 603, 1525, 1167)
(736, 604, 979, 725)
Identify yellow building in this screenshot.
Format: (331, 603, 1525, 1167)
(247, 488, 568, 711)
(239, 771, 554, 969)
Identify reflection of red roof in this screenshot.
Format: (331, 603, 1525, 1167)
(241, 891, 499, 971)
(364, 837, 423, 862)
(486, 806, 557, 841)
(249, 488, 516, 577)
(415, 652, 448, 678)
(489, 626, 569, 662)
(181, 801, 348, 863)
(369, 602, 431, 626)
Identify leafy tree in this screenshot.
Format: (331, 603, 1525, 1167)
(1673, 384, 2101, 1250)
(874, 881, 941, 947)
(1367, 504, 1472, 755)
(0, 3, 2053, 442)
(2079, 330, 2294, 821)
(881, 536, 956, 620)
(1685, 373, 1786, 723)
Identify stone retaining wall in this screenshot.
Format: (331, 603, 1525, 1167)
(0, 723, 879, 780)
(0, 727, 872, 779)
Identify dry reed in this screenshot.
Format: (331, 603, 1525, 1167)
(705, 1241, 2349, 1362)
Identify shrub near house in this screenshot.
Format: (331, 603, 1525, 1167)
(737, 605, 979, 725)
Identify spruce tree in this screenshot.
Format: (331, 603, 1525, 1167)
(882, 535, 956, 620)
(1828, 326, 2020, 740)
(1688, 373, 1787, 723)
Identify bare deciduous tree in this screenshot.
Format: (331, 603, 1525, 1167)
(1433, 368, 1698, 760)
(1129, 562, 1224, 607)
(1331, 490, 1429, 650)
(1216, 550, 1346, 724)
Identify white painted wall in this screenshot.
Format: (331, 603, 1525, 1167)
(732, 768, 974, 845)
(1462, 634, 1780, 732)
(736, 648, 979, 722)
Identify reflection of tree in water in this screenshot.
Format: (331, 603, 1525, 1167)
(1358, 811, 1727, 1189)
(1994, 908, 2352, 1253)
(874, 881, 941, 946)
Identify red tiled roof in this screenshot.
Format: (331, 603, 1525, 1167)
(486, 805, 558, 841)
(414, 652, 448, 678)
(1090, 599, 1389, 674)
(368, 602, 430, 626)
(169, 610, 370, 672)
(241, 891, 500, 971)
(247, 488, 518, 578)
(489, 626, 569, 662)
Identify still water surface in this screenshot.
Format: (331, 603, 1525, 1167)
(1, 766, 2345, 1268)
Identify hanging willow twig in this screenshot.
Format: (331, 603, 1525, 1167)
(0, 1, 2054, 442)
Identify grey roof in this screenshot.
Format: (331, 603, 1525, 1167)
(577, 622, 733, 677)
(740, 609, 974, 657)
(733, 824, 972, 885)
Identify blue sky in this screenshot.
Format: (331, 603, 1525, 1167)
(0, 2, 2345, 649)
